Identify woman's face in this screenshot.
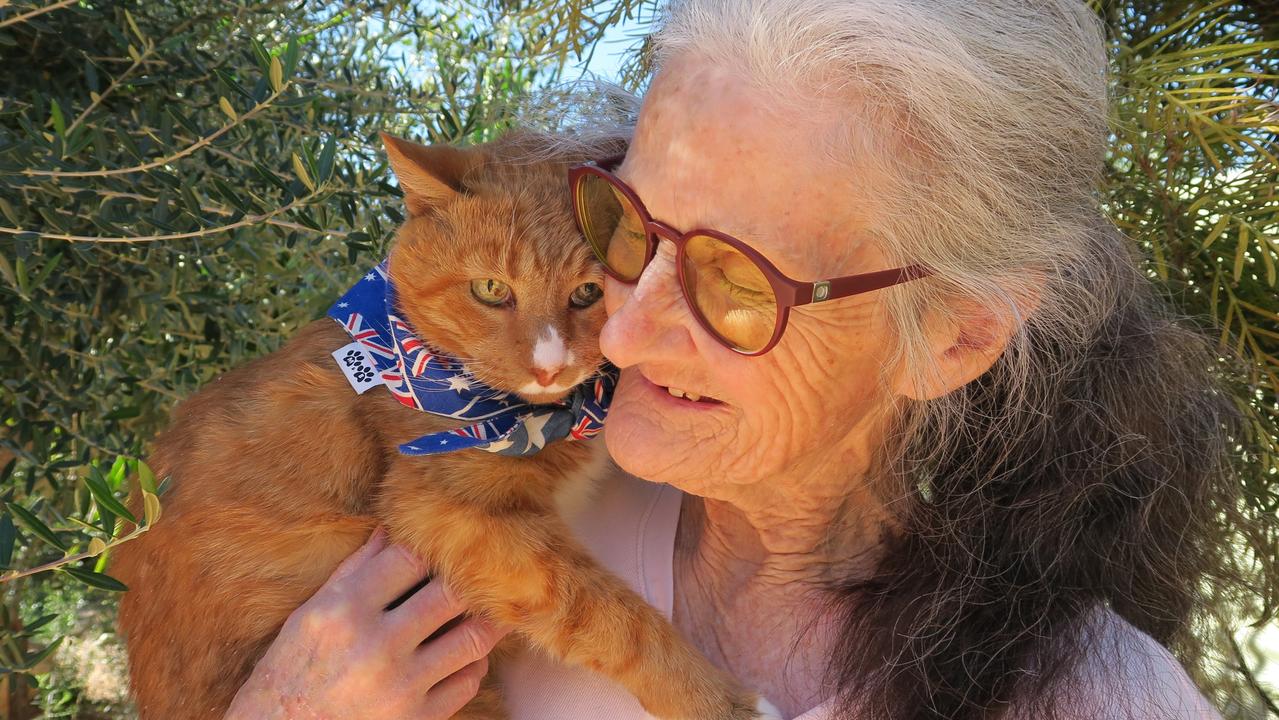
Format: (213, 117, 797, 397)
(600, 56, 908, 499)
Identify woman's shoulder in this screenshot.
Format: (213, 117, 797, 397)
(1032, 606, 1222, 720)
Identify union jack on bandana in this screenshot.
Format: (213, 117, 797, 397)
(326, 259, 617, 458)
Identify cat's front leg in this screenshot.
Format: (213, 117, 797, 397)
(387, 494, 762, 720)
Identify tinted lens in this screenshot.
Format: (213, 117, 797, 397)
(574, 172, 649, 280)
(682, 234, 778, 353)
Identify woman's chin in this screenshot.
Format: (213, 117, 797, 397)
(603, 377, 719, 491)
(603, 370, 746, 491)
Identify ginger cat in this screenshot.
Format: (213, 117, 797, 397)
(112, 131, 762, 720)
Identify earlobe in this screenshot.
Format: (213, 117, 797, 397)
(379, 133, 486, 217)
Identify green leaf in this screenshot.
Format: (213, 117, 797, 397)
(253, 160, 290, 192)
(1201, 216, 1232, 251)
(106, 456, 128, 490)
(212, 177, 250, 213)
(14, 257, 29, 295)
(30, 252, 61, 289)
(20, 637, 62, 671)
(282, 36, 300, 80)
(1234, 222, 1249, 283)
(103, 405, 141, 421)
(5, 503, 67, 552)
(84, 58, 100, 93)
(0, 197, 19, 225)
(0, 253, 18, 294)
(24, 613, 57, 633)
(143, 491, 161, 527)
(269, 56, 284, 93)
(0, 514, 15, 568)
(49, 99, 65, 137)
(85, 467, 137, 525)
(166, 107, 202, 137)
(219, 96, 238, 122)
(137, 461, 157, 495)
(250, 37, 271, 71)
(292, 153, 315, 192)
(214, 68, 254, 101)
(317, 135, 337, 183)
(125, 10, 147, 45)
(62, 567, 128, 592)
(1260, 241, 1276, 288)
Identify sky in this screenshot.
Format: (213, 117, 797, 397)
(566, 11, 654, 83)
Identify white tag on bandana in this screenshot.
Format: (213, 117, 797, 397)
(332, 342, 381, 394)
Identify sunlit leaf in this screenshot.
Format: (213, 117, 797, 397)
(219, 96, 237, 122)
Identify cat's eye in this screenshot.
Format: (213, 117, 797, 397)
(471, 278, 513, 307)
(569, 282, 603, 308)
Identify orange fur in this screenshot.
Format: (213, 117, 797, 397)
(112, 132, 759, 720)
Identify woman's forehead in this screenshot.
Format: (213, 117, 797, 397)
(622, 59, 886, 273)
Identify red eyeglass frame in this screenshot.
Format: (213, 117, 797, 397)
(568, 155, 936, 356)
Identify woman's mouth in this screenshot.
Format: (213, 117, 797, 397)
(658, 383, 723, 404)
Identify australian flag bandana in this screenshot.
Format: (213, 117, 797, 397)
(325, 260, 617, 458)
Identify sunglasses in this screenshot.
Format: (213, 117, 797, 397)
(568, 156, 935, 355)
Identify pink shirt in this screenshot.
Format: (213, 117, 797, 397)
(497, 473, 1223, 719)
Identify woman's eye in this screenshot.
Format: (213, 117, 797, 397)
(570, 282, 603, 308)
(471, 278, 513, 307)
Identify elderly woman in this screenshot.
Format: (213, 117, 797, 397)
(227, 0, 1243, 718)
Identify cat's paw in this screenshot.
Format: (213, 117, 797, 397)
(754, 696, 783, 720)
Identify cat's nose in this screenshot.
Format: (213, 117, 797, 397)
(532, 325, 570, 387)
(533, 366, 564, 387)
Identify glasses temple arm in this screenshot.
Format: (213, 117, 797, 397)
(797, 264, 934, 306)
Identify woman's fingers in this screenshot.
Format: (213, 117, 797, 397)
(384, 577, 467, 647)
(324, 526, 387, 585)
(233, 532, 509, 720)
(420, 658, 490, 720)
(412, 616, 509, 688)
(344, 541, 433, 609)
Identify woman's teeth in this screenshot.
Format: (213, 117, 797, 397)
(666, 386, 702, 402)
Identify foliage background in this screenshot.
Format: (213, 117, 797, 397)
(0, 0, 1275, 717)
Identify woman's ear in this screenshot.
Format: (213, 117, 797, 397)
(893, 284, 1043, 401)
(379, 133, 486, 217)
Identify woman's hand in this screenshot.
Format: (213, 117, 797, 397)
(225, 528, 511, 720)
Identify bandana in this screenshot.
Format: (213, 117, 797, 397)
(326, 260, 617, 458)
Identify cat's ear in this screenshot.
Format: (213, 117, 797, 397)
(380, 133, 486, 217)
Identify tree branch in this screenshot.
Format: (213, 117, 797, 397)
(17, 86, 287, 178)
(0, 0, 77, 30)
(65, 44, 156, 137)
(0, 190, 322, 243)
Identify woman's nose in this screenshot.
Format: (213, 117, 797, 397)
(599, 241, 692, 366)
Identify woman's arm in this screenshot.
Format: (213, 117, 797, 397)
(225, 528, 510, 720)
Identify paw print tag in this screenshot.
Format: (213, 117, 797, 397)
(332, 341, 381, 394)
